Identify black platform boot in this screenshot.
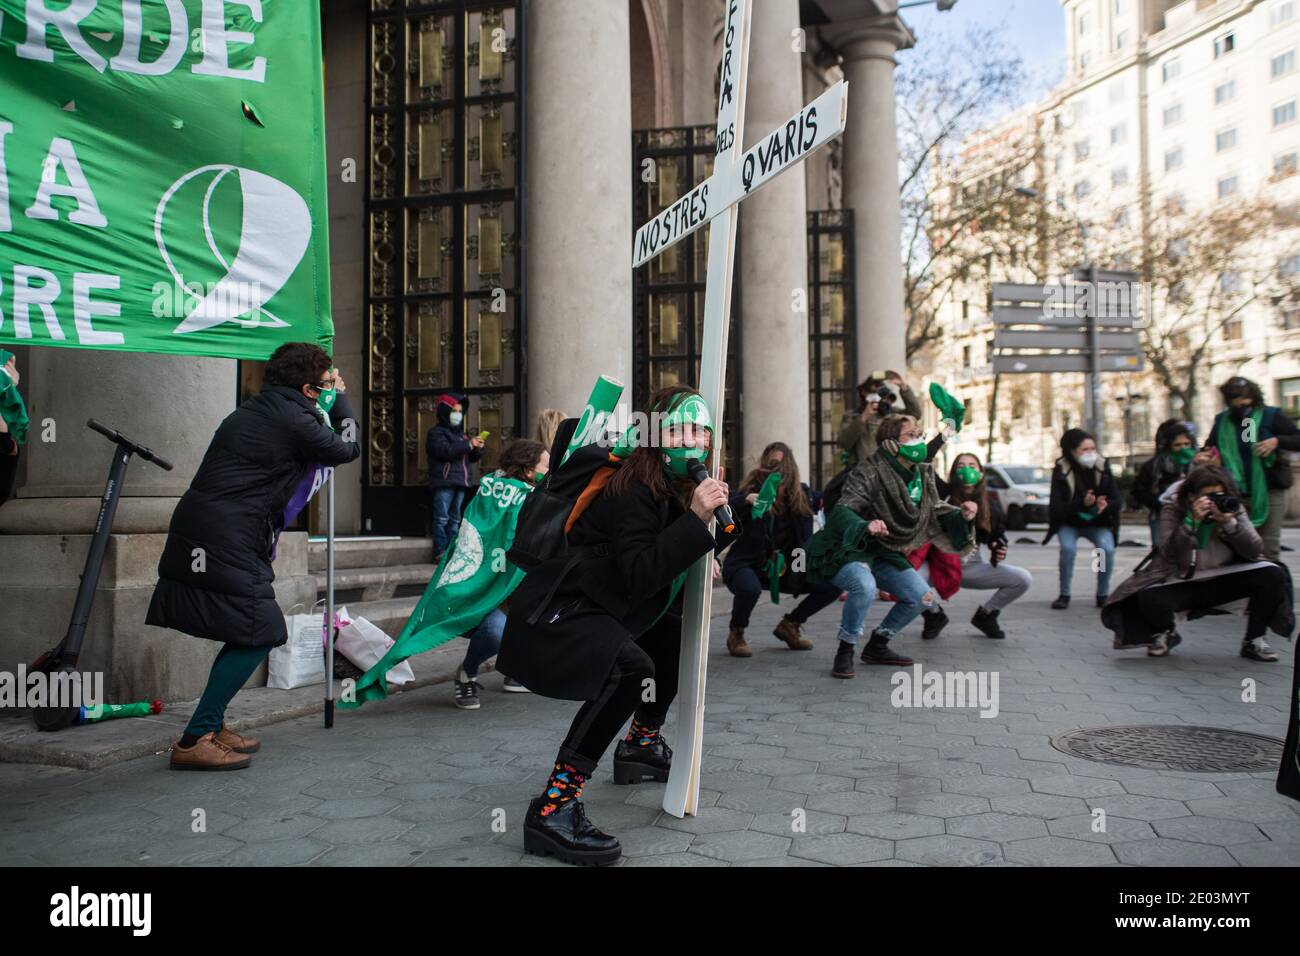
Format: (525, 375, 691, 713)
(920, 607, 949, 640)
(831, 639, 856, 679)
(613, 735, 672, 784)
(971, 606, 1006, 640)
(523, 797, 621, 866)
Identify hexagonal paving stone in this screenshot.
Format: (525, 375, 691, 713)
(1113, 839, 1238, 867)
(1113, 776, 1226, 801)
(789, 833, 893, 865)
(896, 792, 991, 818)
(846, 811, 946, 840)
(990, 793, 1089, 820)
(1227, 841, 1300, 866)
(895, 834, 1002, 866)
(806, 791, 897, 816)
(941, 775, 1031, 797)
(218, 837, 332, 866)
(316, 843, 425, 866)
(715, 789, 807, 813)
(856, 775, 941, 797)
(750, 809, 845, 837)
(622, 852, 728, 867)
(1086, 794, 1191, 821)
(1029, 775, 1126, 798)
(613, 826, 695, 857)
(1185, 797, 1300, 824)
(699, 770, 774, 793)
(657, 807, 754, 834)
(1150, 816, 1268, 846)
(771, 773, 856, 795)
(1003, 837, 1116, 866)
(948, 812, 1049, 843)
(1046, 814, 1156, 845)
(737, 757, 822, 777)
(690, 829, 792, 862)
(311, 814, 415, 845)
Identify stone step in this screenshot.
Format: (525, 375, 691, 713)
(333, 595, 422, 636)
(307, 536, 433, 572)
(314, 563, 436, 604)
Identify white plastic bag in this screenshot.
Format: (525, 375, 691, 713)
(268, 608, 327, 689)
(336, 612, 415, 686)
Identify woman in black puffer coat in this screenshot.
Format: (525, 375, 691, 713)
(146, 343, 360, 770)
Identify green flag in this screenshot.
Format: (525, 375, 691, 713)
(0, 347, 28, 444)
(342, 472, 535, 708)
(0, 2, 332, 359)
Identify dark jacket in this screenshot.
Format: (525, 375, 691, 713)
(938, 478, 1008, 549)
(1131, 453, 1189, 514)
(721, 483, 818, 593)
(146, 386, 361, 648)
(1203, 405, 1300, 491)
(426, 392, 484, 490)
(498, 480, 726, 701)
(1043, 455, 1121, 544)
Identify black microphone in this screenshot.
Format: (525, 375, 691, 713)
(687, 458, 736, 534)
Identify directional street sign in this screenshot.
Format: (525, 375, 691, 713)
(994, 353, 1145, 374)
(991, 305, 1135, 329)
(993, 330, 1140, 351)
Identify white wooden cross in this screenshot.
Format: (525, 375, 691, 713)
(631, 0, 848, 818)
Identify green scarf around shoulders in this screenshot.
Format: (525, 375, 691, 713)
(1215, 408, 1271, 528)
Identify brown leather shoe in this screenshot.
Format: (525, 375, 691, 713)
(726, 626, 752, 658)
(170, 732, 251, 771)
(215, 725, 260, 754)
(773, 616, 813, 650)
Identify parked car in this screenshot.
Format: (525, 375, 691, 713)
(984, 463, 1051, 530)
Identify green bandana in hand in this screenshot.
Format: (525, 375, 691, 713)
(752, 471, 782, 518)
(929, 382, 966, 434)
(659, 393, 714, 478)
(955, 466, 982, 486)
(0, 349, 29, 445)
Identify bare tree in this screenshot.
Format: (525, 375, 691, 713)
(896, 22, 1032, 358)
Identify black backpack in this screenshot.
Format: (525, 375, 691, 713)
(506, 417, 621, 572)
(820, 464, 852, 515)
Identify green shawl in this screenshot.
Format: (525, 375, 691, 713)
(1215, 408, 1271, 528)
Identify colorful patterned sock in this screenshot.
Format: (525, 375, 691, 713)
(624, 717, 662, 747)
(538, 761, 587, 817)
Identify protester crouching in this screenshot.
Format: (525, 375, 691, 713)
(722, 442, 840, 657)
(1102, 465, 1293, 661)
(914, 453, 1034, 641)
(1131, 419, 1195, 540)
(808, 414, 975, 679)
(1202, 376, 1300, 561)
(1046, 428, 1121, 609)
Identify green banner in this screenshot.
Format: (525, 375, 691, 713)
(0, 1, 332, 359)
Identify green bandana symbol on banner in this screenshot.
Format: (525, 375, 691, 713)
(341, 473, 535, 708)
(0, 1, 333, 360)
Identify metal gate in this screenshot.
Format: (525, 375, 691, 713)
(364, 0, 525, 534)
(632, 125, 743, 483)
(807, 209, 857, 489)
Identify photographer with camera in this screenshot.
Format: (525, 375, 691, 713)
(837, 370, 922, 467)
(1102, 465, 1292, 660)
(1201, 376, 1300, 561)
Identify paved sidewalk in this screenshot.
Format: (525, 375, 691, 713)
(1, 529, 1298, 867)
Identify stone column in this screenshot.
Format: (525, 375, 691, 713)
(831, 14, 914, 376)
(677, 0, 723, 126)
(738, 0, 811, 474)
(525, 0, 633, 422)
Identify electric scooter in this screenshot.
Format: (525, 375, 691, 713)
(29, 419, 173, 731)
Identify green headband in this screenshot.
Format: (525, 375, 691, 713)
(660, 392, 713, 432)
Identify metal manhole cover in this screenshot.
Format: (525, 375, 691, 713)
(1050, 725, 1284, 772)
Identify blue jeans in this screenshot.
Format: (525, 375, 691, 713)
(461, 608, 506, 679)
(1057, 524, 1115, 598)
(432, 486, 468, 554)
(830, 560, 933, 644)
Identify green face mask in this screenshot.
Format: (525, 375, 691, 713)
(658, 393, 714, 478)
(316, 386, 337, 415)
(1171, 446, 1195, 466)
(955, 465, 982, 486)
(896, 439, 927, 463)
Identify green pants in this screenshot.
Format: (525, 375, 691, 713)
(185, 643, 272, 737)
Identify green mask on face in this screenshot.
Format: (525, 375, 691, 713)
(316, 386, 337, 416)
(658, 393, 714, 478)
(896, 439, 927, 463)
(955, 465, 982, 486)
(1171, 446, 1195, 466)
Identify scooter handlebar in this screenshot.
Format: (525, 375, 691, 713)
(86, 419, 174, 471)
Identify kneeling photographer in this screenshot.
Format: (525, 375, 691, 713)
(1102, 465, 1293, 661)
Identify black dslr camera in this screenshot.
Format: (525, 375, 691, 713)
(1208, 492, 1241, 514)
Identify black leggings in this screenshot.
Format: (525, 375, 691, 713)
(557, 614, 680, 774)
(727, 565, 842, 629)
(1136, 564, 1288, 640)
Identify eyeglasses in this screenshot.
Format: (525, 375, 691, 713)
(309, 380, 334, 392)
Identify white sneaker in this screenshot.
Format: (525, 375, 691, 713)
(501, 676, 530, 693)
(1147, 630, 1181, 657)
(1241, 637, 1279, 662)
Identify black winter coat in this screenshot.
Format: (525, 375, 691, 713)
(1043, 455, 1121, 544)
(426, 392, 484, 489)
(721, 483, 817, 593)
(498, 480, 724, 701)
(1131, 453, 1189, 514)
(146, 386, 361, 648)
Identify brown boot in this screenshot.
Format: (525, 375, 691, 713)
(726, 626, 752, 658)
(170, 732, 252, 771)
(215, 725, 261, 754)
(773, 616, 814, 650)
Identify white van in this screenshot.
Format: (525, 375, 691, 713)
(984, 463, 1052, 530)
